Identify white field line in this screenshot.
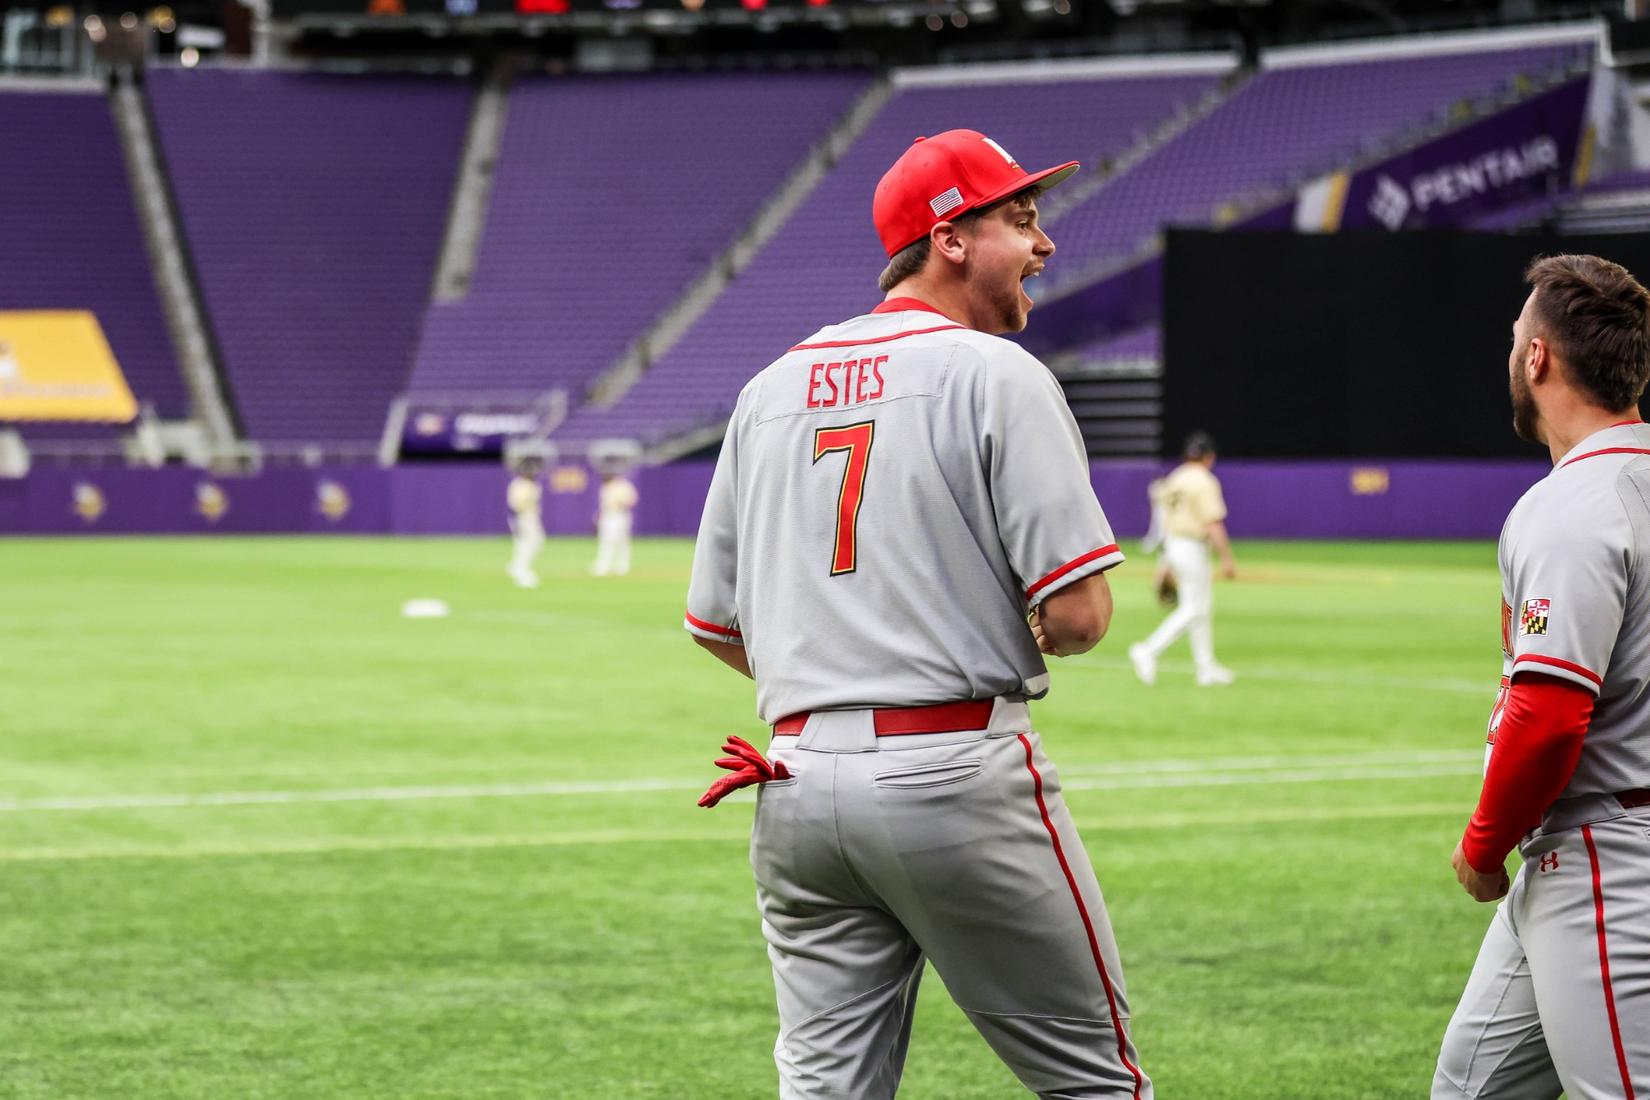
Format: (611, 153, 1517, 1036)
(0, 750, 1481, 814)
(0, 801, 1469, 863)
(1078, 656, 1490, 695)
(1061, 762, 1478, 792)
(1057, 749, 1479, 776)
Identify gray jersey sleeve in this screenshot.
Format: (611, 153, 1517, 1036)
(975, 343, 1124, 607)
(685, 402, 744, 646)
(1505, 493, 1631, 694)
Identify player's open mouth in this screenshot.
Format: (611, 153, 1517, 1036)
(1020, 269, 1040, 306)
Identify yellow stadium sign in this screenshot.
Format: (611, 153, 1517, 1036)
(0, 311, 138, 423)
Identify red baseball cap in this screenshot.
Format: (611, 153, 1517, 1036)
(872, 129, 1079, 258)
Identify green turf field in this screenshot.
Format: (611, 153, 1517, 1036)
(0, 536, 1509, 1098)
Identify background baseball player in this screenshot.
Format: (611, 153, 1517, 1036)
(1128, 432, 1236, 686)
(686, 129, 1152, 1099)
(1141, 477, 1176, 608)
(591, 469, 638, 577)
(1433, 254, 1650, 1100)
(506, 457, 544, 588)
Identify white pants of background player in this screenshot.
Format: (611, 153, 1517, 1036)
(1432, 796, 1650, 1099)
(591, 514, 631, 576)
(508, 513, 543, 586)
(1135, 535, 1218, 675)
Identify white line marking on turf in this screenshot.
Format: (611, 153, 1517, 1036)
(0, 777, 697, 812)
(0, 750, 1481, 813)
(1079, 656, 1490, 694)
(1058, 749, 1478, 776)
(1061, 762, 1479, 792)
(0, 802, 1470, 863)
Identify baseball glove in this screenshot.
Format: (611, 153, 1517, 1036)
(1155, 570, 1178, 608)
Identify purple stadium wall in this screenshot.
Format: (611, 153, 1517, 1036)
(0, 459, 1546, 539)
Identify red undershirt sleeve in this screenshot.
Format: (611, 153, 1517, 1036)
(1461, 672, 1594, 874)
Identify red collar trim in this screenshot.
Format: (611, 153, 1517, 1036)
(1560, 447, 1650, 469)
(1609, 419, 1644, 428)
(873, 296, 958, 321)
(790, 323, 966, 353)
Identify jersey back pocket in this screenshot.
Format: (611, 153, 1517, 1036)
(873, 758, 983, 790)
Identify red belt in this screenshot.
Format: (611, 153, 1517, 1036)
(1616, 788, 1650, 809)
(773, 699, 995, 738)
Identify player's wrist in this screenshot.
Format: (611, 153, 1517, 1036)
(1460, 832, 1510, 877)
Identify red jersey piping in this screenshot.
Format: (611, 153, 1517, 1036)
(1026, 545, 1123, 601)
(789, 323, 967, 353)
(1018, 734, 1146, 1099)
(871, 296, 959, 321)
(1559, 446, 1650, 469)
(684, 611, 742, 640)
(1583, 826, 1638, 1100)
(1512, 653, 1602, 687)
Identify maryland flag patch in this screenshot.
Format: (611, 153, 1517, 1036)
(1521, 598, 1550, 637)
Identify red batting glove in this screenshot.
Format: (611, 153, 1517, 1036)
(697, 734, 792, 808)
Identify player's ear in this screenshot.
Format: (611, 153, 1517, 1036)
(1527, 336, 1550, 383)
(930, 220, 968, 267)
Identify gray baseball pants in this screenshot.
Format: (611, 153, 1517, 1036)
(750, 698, 1151, 1100)
(1433, 795, 1650, 1099)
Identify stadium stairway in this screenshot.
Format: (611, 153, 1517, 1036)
(0, 77, 194, 458)
(146, 67, 475, 455)
(551, 56, 1234, 459)
(109, 70, 239, 454)
(402, 68, 874, 434)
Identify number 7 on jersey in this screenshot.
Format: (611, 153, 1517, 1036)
(813, 421, 875, 576)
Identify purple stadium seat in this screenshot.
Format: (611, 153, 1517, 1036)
(147, 69, 472, 445)
(405, 71, 872, 409)
(0, 88, 183, 443)
(555, 70, 1220, 447)
(1070, 325, 1160, 364)
(1048, 43, 1590, 278)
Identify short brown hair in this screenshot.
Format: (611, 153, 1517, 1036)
(876, 189, 1042, 294)
(1525, 253, 1650, 411)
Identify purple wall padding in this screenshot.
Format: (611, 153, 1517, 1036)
(3, 457, 1546, 539)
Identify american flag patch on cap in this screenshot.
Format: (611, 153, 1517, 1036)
(929, 186, 964, 217)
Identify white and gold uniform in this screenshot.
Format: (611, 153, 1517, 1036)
(591, 476, 638, 577)
(507, 474, 544, 588)
(1131, 461, 1230, 684)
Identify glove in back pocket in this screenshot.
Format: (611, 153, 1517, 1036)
(873, 758, 983, 790)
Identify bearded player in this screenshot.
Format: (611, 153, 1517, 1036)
(686, 130, 1150, 1099)
(1433, 254, 1650, 1100)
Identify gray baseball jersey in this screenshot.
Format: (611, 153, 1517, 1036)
(685, 301, 1123, 724)
(1494, 420, 1650, 793)
(686, 300, 1149, 1100)
(1435, 420, 1650, 1100)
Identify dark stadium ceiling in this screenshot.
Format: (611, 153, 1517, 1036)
(10, 0, 1627, 66)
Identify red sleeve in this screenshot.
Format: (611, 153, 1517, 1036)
(1460, 673, 1593, 874)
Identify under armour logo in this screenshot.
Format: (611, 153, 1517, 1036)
(1539, 853, 1560, 873)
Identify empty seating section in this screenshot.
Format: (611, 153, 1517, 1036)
(1047, 43, 1589, 280)
(147, 69, 471, 444)
(4, 41, 1599, 457)
(555, 70, 1220, 447)
(406, 71, 872, 404)
(1467, 166, 1650, 230)
(0, 89, 183, 441)
(1071, 325, 1160, 367)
